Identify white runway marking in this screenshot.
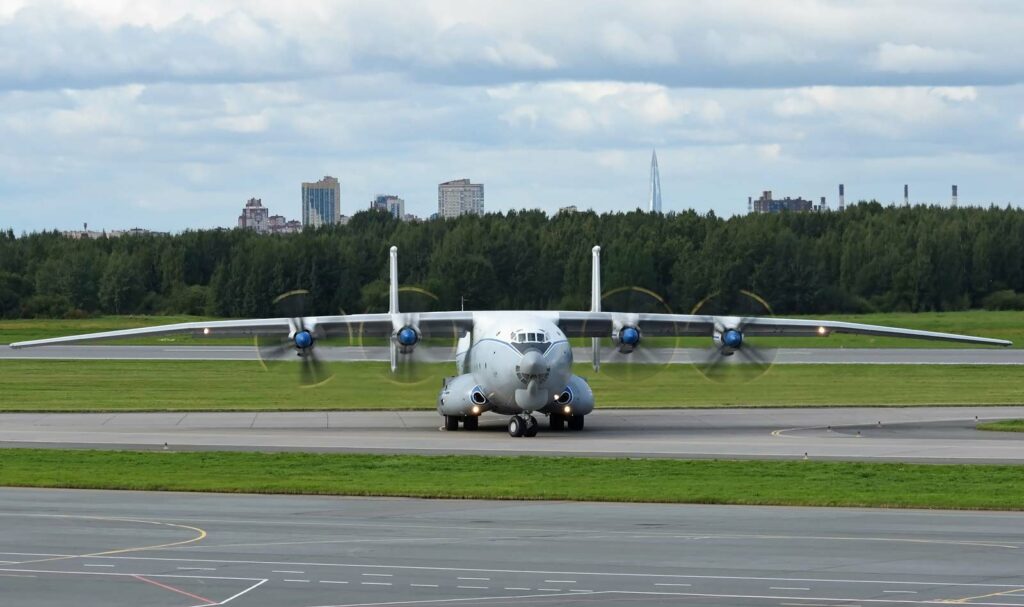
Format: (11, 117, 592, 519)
(321, 580, 349, 584)
(65, 553, 1024, 591)
(771, 586, 811, 590)
(409, 583, 438, 588)
(285, 579, 311, 583)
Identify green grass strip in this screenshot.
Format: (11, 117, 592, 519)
(2, 449, 1024, 510)
(1, 359, 1022, 411)
(977, 420, 1024, 432)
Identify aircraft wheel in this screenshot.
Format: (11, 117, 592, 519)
(508, 416, 525, 438)
(463, 415, 479, 431)
(444, 415, 459, 431)
(524, 416, 539, 437)
(567, 414, 585, 431)
(549, 413, 565, 431)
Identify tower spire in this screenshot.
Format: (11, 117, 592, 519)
(648, 148, 662, 213)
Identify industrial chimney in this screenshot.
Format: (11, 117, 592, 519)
(952, 184, 958, 207)
(904, 184, 909, 206)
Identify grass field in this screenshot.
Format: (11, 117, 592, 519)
(2, 310, 1021, 348)
(0, 359, 1021, 411)
(977, 419, 1024, 432)
(2, 449, 1024, 510)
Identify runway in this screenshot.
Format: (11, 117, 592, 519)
(3, 487, 1024, 607)
(2, 407, 1023, 463)
(3, 344, 1023, 364)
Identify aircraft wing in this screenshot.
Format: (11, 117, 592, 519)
(8, 312, 476, 349)
(555, 311, 1012, 347)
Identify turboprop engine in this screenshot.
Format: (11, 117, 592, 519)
(437, 373, 488, 417)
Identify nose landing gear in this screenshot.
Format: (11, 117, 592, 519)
(508, 415, 539, 438)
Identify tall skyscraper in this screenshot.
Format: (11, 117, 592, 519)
(438, 179, 484, 218)
(371, 194, 406, 219)
(301, 176, 341, 227)
(648, 149, 662, 213)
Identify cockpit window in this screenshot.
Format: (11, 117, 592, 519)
(512, 330, 549, 344)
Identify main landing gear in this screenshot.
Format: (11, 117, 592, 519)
(443, 415, 480, 431)
(548, 412, 585, 431)
(508, 415, 539, 438)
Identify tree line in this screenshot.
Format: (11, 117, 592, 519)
(2, 202, 1024, 320)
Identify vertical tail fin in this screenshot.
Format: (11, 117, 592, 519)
(591, 245, 601, 372)
(388, 245, 399, 315)
(389, 245, 399, 372)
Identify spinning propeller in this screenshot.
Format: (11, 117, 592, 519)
(587, 286, 682, 381)
(255, 290, 334, 387)
(362, 286, 459, 386)
(689, 290, 777, 383)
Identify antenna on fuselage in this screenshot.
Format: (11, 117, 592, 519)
(591, 245, 601, 372)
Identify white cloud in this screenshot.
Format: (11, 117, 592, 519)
(1, 1, 1023, 231)
(873, 43, 984, 73)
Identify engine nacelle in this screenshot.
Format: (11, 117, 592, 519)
(437, 373, 488, 416)
(613, 325, 641, 354)
(394, 325, 419, 353)
(713, 328, 743, 355)
(551, 374, 595, 416)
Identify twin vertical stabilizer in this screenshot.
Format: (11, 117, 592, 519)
(591, 245, 601, 372)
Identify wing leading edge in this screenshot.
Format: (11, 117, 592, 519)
(8, 312, 475, 349)
(555, 311, 1012, 347)
(9, 310, 1010, 349)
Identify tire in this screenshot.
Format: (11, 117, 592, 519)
(549, 414, 565, 431)
(567, 414, 585, 431)
(463, 415, 479, 431)
(444, 415, 459, 431)
(508, 416, 524, 437)
(524, 420, 539, 437)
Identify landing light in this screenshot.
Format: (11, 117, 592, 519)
(818, 326, 827, 335)
(471, 405, 481, 415)
(203, 328, 210, 335)
(563, 405, 572, 415)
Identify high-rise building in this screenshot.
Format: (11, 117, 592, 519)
(749, 191, 814, 214)
(238, 198, 270, 232)
(371, 194, 406, 219)
(838, 184, 845, 211)
(301, 176, 341, 227)
(438, 179, 484, 218)
(952, 184, 959, 207)
(648, 149, 662, 213)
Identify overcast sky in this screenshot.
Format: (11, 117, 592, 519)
(2, 0, 1023, 232)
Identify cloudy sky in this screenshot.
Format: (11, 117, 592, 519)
(1, 0, 1022, 232)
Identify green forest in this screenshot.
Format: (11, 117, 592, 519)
(2, 202, 1024, 319)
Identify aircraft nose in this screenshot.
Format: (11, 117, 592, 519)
(520, 350, 547, 376)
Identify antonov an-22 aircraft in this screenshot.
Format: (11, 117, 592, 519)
(12, 246, 1012, 437)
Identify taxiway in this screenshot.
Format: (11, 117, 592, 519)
(1, 407, 1022, 463)
(3, 488, 1024, 607)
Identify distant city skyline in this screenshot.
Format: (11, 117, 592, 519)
(1, 1, 1023, 232)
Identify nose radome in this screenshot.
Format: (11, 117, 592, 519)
(520, 350, 547, 376)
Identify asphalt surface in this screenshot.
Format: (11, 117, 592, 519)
(3, 488, 1024, 607)
(3, 344, 1024, 364)
(2, 407, 1023, 463)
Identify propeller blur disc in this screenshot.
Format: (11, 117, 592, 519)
(689, 289, 777, 383)
(255, 289, 336, 388)
(587, 286, 682, 381)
